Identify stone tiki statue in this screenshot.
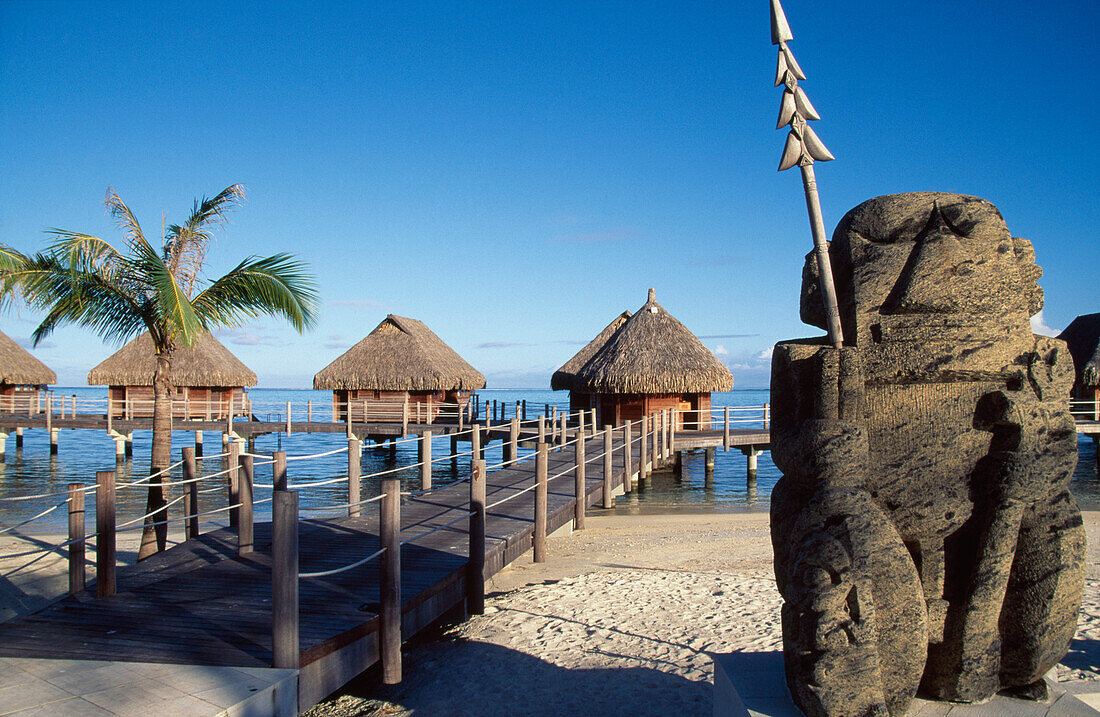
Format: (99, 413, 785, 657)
(770, 192, 1084, 716)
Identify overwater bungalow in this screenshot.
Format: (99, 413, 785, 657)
(565, 289, 733, 429)
(1058, 312, 1100, 417)
(313, 314, 485, 423)
(87, 332, 257, 420)
(551, 310, 632, 416)
(0, 330, 56, 413)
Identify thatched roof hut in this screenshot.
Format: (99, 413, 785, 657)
(1058, 313, 1100, 393)
(573, 289, 733, 395)
(0, 330, 56, 387)
(314, 315, 485, 392)
(88, 332, 257, 387)
(550, 311, 631, 391)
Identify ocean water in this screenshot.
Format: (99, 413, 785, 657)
(0, 387, 1095, 533)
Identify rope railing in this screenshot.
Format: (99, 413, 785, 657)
(399, 510, 475, 546)
(0, 500, 69, 536)
(299, 548, 387, 579)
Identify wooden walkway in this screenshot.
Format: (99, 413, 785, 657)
(0, 423, 767, 711)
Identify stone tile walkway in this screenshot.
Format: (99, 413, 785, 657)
(0, 658, 296, 717)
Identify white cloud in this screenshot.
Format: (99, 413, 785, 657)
(713, 344, 729, 357)
(1030, 310, 1060, 337)
(755, 346, 774, 362)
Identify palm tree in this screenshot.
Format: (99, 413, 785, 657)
(7, 185, 318, 559)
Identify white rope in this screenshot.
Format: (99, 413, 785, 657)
(0, 500, 69, 535)
(255, 473, 349, 490)
(285, 446, 349, 462)
(118, 459, 187, 487)
(300, 493, 387, 512)
(299, 548, 386, 578)
(243, 451, 273, 459)
(485, 483, 539, 510)
(400, 511, 476, 545)
(1, 531, 97, 561)
(0, 485, 99, 502)
(116, 493, 188, 530)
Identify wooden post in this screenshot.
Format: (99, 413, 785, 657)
(307, 400, 312, 423)
(602, 426, 614, 508)
(522, 399, 527, 421)
(95, 470, 116, 598)
(124, 433, 133, 458)
(764, 403, 770, 430)
(507, 418, 519, 463)
(468, 459, 486, 614)
(380, 476, 402, 684)
(274, 450, 288, 491)
(15, 426, 22, 449)
(574, 430, 586, 530)
(578, 409, 586, 438)
(427, 395, 433, 425)
(724, 406, 731, 451)
(622, 421, 633, 492)
(419, 431, 432, 491)
(589, 409, 597, 437)
(534, 443, 548, 563)
(227, 441, 240, 528)
(551, 407, 558, 444)
(348, 438, 361, 517)
(640, 414, 649, 481)
(673, 450, 683, 478)
(402, 395, 409, 436)
(194, 429, 203, 458)
(272, 490, 299, 669)
(651, 412, 659, 469)
(46, 393, 52, 434)
(286, 401, 292, 435)
(182, 447, 199, 540)
(538, 415, 546, 444)
(50, 428, 58, 455)
(68, 483, 85, 595)
(669, 410, 677, 458)
(471, 423, 481, 465)
(238, 455, 254, 555)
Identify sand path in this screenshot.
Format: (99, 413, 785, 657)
(306, 510, 1100, 716)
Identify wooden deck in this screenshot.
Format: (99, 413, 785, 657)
(0, 425, 758, 711)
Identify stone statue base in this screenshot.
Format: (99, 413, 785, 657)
(712, 651, 1100, 717)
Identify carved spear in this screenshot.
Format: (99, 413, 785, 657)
(771, 0, 844, 349)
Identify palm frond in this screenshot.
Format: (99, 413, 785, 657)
(127, 232, 202, 349)
(104, 188, 148, 258)
(0, 243, 32, 310)
(163, 184, 245, 297)
(30, 271, 149, 347)
(192, 253, 319, 333)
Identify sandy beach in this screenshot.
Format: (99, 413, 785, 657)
(305, 509, 1100, 717)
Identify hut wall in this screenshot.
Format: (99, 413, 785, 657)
(109, 385, 247, 420)
(0, 385, 47, 413)
(334, 389, 471, 422)
(595, 393, 710, 429)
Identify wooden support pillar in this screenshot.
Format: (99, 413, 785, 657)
(402, 395, 409, 436)
(307, 400, 312, 423)
(227, 441, 240, 528)
(68, 483, 85, 595)
(380, 476, 402, 684)
(705, 447, 716, 484)
(723, 406, 730, 451)
(534, 443, 548, 563)
(602, 426, 614, 509)
(468, 459, 486, 614)
(286, 402, 292, 435)
(95, 470, 116, 598)
(578, 410, 586, 438)
(222, 432, 229, 451)
(0, 431, 7, 460)
(272, 490, 299, 669)
(50, 428, 59, 455)
(238, 455, 254, 555)
(673, 450, 683, 479)
(622, 422, 633, 493)
(664, 409, 672, 460)
(574, 430, 586, 530)
(505, 418, 519, 463)
(589, 409, 597, 437)
(15, 426, 22, 448)
(194, 430, 203, 458)
(650, 413, 659, 469)
(471, 423, 481, 467)
(669, 411, 677, 458)
(551, 407, 558, 444)
(348, 438, 361, 517)
(764, 403, 770, 430)
(124, 433, 133, 457)
(419, 431, 432, 491)
(538, 415, 546, 444)
(450, 434, 458, 454)
(522, 400, 527, 421)
(182, 447, 199, 540)
(273, 451, 287, 491)
(746, 447, 760, 481)
(639, 414, 649, 482)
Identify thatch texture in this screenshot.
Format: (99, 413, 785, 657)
(572, 289, 734, 394)
(1058, 313, 1100, 386)
(87, 332, 258, 387)
(550, 311, 632, 391)
(0, 330, 56, 386)
(313, 315, 485, 391)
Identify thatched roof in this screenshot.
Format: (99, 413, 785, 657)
(571, 289, 734, 394)
(0, 330, 56, 386)
(1058, 313, 1100, 387)
(313, 315, 486, 391)
(87, 332, 258, 387)
(550, 311, 632, 391)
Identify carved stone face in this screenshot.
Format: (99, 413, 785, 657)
(799, 192, 1043, 351)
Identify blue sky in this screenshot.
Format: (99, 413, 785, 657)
(1, 1, 1096, 389)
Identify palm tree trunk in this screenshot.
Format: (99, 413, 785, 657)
(137, 351, 173, 560)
